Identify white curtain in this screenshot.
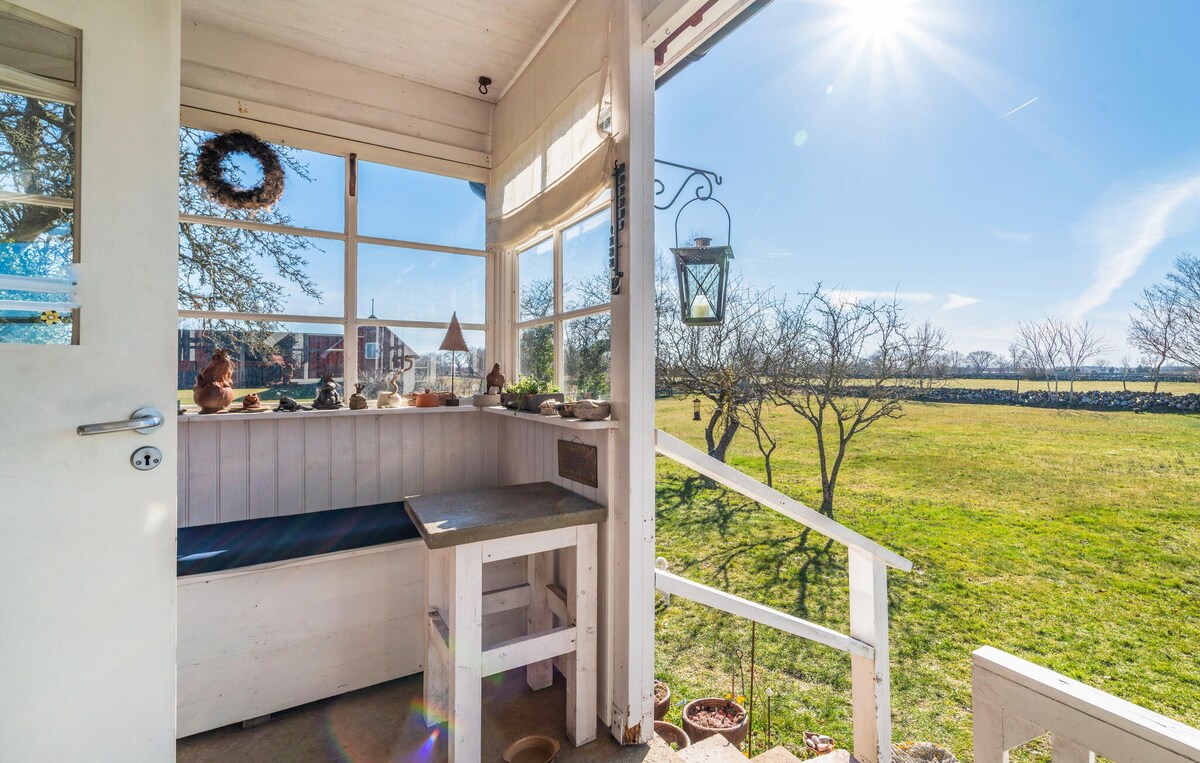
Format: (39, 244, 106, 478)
(487, 0, 613, 251)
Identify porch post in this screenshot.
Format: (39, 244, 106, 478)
(606, 0, 658, 745)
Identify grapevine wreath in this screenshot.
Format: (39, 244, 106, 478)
(195, 130, 285, 210)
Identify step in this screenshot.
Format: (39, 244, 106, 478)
(809, 752, 856, 763)
(752, 746, 803, 762)
(648, 735, 688, 763)
(677, 735, 744, 763)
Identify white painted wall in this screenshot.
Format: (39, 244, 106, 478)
(0, 0, 181, 759)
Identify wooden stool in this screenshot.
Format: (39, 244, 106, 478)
(405, 483, 605, 762)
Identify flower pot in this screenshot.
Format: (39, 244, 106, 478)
(654, 721, 689, 751)
(653, 680, 671, 720)
(682, 698, 747, 749)
(525, 392, 564, 412)
(500, 393, 523, 410)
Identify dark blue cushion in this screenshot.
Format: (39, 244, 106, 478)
(177, 502, 419, 576)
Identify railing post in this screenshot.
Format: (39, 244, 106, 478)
(971, 697, 1011, 763)
(849, 548, 891, 763)
(1051, 736, 1095, 763)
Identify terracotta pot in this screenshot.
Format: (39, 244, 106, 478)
(414, 389, 442, 408)
(654, 720, 689, 750)
(192, 384, 234, 414)
(654, 680, 671, 720)
(682, 698, 747, 749)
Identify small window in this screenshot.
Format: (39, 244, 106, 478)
(514, 203, 612, 395)
(357, 161, 485, 250)
(356, 243, 486, 324)
(0, 9, 79, 345)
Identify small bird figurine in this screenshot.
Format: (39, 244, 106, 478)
(486, 363, 505, 394)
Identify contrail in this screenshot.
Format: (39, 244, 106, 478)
(998, 96, 1039, 120)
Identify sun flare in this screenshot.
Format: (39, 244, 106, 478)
(843, 0, 915, 41)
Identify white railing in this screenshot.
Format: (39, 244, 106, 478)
(654, 429, 913, 763)
(973, 646, 1200, 763)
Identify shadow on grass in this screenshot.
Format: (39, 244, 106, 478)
(656, 475, 840, 618)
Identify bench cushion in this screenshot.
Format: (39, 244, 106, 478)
(177, 502, 420, 576)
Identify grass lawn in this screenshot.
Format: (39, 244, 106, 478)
(653, 398, 1200, 761)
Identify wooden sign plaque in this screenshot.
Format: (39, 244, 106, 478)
(557, 439, 598, 487)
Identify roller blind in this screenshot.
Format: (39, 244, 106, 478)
(487, 0, 613, 251)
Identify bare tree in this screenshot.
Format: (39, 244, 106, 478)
(1016, 316, 1065, 391)
(1006, 342, 1027, 392)
(656, 255, 775, 463)
(1129, 281, 1180, 393)
(1119, 354, 1133, 392)
(768, 287, 937, 516)
(1060, 320, 1110, 394)
(966, 350, 998, 376)
(900, 319, 950, 388)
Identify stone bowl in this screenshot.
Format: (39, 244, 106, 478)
(502, 734, 560, 763)
(654, 720, 690, 750)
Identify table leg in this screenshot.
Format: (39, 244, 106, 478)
(448, 542, 483, 762)
(423, 546, 447, 727)
(526, 550, 554, 691)
(565, 524, 598, 745)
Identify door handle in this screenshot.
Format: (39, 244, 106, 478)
(77, 407, 165, 436)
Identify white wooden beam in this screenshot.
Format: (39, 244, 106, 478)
(655, 570, 873, 658)
(655, 430, 913, 571)
(849, 549, 892, 763)
(643, 0, 713, 48)
(481, 526, 578, 563)
(482, 626, 577, 677)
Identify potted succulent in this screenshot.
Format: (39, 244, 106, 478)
(682, 696, 748, 749)
(654, 679, 671, 720)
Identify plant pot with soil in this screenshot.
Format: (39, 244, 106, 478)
(682, 697, 748, 749)
(654, 680, 671, 720)
(653, 721, 689, 751)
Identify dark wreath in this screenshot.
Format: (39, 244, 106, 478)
(195, 131, 285, 210)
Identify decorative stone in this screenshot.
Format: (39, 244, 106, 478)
(539, 400, 560, 416)
(349, 383, 368, 410)
(573, 399, 611, 421)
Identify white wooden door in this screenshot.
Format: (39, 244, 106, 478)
(0, 1, 181, 759)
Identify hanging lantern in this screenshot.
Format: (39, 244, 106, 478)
(692, 398, 701, 421)
(670, 194, 734, 326)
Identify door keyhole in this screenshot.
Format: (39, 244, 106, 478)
(130, 446, 162, 471)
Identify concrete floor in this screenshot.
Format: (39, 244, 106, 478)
(177, 671, 667, 763)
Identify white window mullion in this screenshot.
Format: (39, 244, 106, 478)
(343, 153, 359, 389)
(553, 227, 565, 387)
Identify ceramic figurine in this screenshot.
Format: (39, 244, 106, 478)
(414, 388, 441, 408)
(276, 395, 310, 412)
(486, 363, 506, 395)
(349, 383, 368, 410)
(311, 374, 343, 410)
(377, 354, 417, 408)
(193, 349, 236, 414)
(238, 393, 268, 413)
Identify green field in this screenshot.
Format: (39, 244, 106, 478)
(653, 399, 1200, 761)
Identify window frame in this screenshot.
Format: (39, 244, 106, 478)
(0, 5, 82, 344)
(176, 110, 490, 395)
(514, 199, 612, 391)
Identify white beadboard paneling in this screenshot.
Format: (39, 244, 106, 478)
(247, 422, 278, 519)
(378, 413, 403, 503)
(303, 416, 331, 512)
(275, 418, 305, 515)
(217, 422, 249, 522)
(185, 423, 218, 526)
(329, 415, 357, 508)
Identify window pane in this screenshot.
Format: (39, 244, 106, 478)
(0, 203, 74, 345)
(356, 326, 486, 397)
(358, 161, 484, 249)
(356, 244, 486, 324)
(563, 209, 610, 312)
(179, 126, 344, 233)
(564, 311, 610, 399)
(518, 324, 554, 385)
(178, 318, 345, 407)
(0, 306, 71, 344)
(179, 223, 344, 317)
(519, 238, 554, 321)
(0, 92, 75, 199)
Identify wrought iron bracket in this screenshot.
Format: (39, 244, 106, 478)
(654, 158, 722, 210)
(610, 161, 627, 296)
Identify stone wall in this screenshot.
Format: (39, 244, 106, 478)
(843, 386, 1200, 413)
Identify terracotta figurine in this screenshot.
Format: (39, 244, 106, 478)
(276, 395, 310, 412)
(238, 393, 268, 413)
(193, 349, 236, 414)
(486, 363, 505, 395)
(349, 383, 368, 410)
(311, 374, 343, 410)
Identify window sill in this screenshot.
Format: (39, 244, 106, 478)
(480, 406, 617, 430)
(178, 403, 482, 423)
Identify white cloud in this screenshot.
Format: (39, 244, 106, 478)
(828, 288, 936, 307)
(940, 294, 981, 311)
(1067, 172, 1200, 317)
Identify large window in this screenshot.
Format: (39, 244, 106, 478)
(516, 206, 612, 399)
(177, 126, 486, 405)
(0, 9, 79, 345)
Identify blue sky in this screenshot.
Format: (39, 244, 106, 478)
(654, 0, 1200, 358)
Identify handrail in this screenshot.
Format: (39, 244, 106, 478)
(973, 646, 1200, 763)
(655, 569, 874, 658)
(654, 429, 912, 571)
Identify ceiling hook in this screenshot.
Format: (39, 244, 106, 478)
(478, 76, 492, 96)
